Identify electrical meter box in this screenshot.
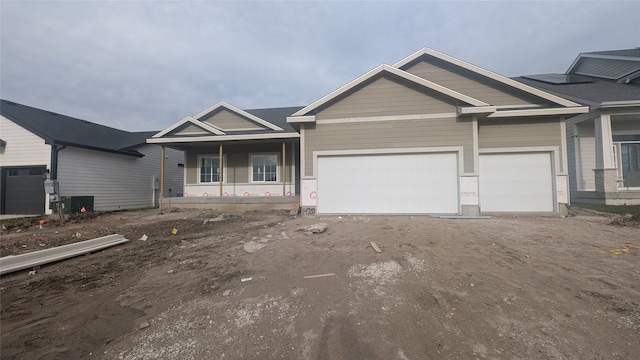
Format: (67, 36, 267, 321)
(44, 180, 60, 202)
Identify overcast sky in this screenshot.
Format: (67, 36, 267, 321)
(1, 1, 639, 132)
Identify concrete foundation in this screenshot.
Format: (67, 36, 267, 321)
(461, 205, 481, 216)
(163, 196, 299, 212)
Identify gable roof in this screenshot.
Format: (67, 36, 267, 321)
(149, 102, 302, 144)
(288, 48, 587, 123)
(394, 48, 583, 108)
(290, 64, 490, 118)
(516, 48, 640, 107)
(0, 99, 154, 157)
(566, 48, 640, 83)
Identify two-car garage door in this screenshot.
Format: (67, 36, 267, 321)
(316, 151, 555, 214)
(317, 152, 459, 214)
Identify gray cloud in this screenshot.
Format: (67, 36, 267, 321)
(1, 1, 638, 132)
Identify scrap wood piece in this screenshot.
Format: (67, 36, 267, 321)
(303, 273, 336, 279)
(370, 241, 382, 253)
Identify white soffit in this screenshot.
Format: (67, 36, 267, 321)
(394, 48, 584, 108)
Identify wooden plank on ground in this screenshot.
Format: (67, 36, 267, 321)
(303, 273, 336, 279)
(370, 241, 382, 253)
(290, 203, 300, 215)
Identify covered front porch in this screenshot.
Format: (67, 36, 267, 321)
(572, 106, 640, 204)
(148, 102, 302, 211)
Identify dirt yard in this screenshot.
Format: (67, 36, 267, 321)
(1, 208, 639, 360)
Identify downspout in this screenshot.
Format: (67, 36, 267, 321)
(50, 144, 66, 180)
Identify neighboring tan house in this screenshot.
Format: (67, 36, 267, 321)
(0, 99, 183, 215)
(147, 102, 301, 210)
(516, 48, 640, 205)
(287, 48, 588, 215)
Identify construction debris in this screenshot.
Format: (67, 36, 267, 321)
(370, 241, 382, 253)
(203, 213, 232, 224)
(300, 223, 327, 235)
(303, 273, 336, 279)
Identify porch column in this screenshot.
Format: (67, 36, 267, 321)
(282, 141, 286, 196)
(159, 145, 165, 213)
(594, 115, 618, 193)
(219, 144, 223, 197)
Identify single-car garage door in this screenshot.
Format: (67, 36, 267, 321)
(317, 152, 459, 214)
(479, 153, 554, 212)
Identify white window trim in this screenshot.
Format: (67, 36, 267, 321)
(250, 153, 279, 183)
(197, 154, 227, 184)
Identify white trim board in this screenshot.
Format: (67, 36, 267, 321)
(315, 112, 458, 125)
(147, 132, 300, 144)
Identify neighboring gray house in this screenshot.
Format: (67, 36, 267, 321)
(285, 48, 589, 215)
(0, 99, 183, 215)
(516, 48, 640, 205)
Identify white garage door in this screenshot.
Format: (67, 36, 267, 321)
(317, 152, 459, 214)
(479, 153, 554, 212)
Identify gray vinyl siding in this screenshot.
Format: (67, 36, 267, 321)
(303, 117, 473, 176)
(201, 109, 264, 130)
(478, 117, 565, 171)
(185, 143, 295, 185)
(57, 145, 183, 211)
(403, 60, 544, 107)
(316, 76, 456, 120)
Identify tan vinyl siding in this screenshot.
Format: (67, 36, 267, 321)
(478, 117, 565, 171)
(316, 75, 456, 120)
(304, 117, 473, 176)
(566, 122, 578, 198)
(404, 60, 544, 107)
(201, 109, 265, 130)
(174, 124, 208, 135)
(185, 143, 294, 184)
(576, 122, 596, 190)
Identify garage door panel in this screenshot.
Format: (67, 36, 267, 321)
(479, 153, 553, 212)
(317, 152, 458, 214)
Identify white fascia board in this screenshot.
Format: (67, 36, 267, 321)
(147, 132, 299, 144)
(458, 106, 497, 115)
(286, 115, 316, 123)
(292, 64, 487, 117)
(194, 101, 283, 131)
(152, 116, 226, 138)
(395, 48, 583, 108)
(486, 106, 589, 118)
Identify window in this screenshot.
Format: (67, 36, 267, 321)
(621, 143, 640, 187)
(251, 154, 278, 182)
(198, 156, 222, 183)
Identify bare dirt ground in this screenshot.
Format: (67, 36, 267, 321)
(1, 208, 639, 360)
